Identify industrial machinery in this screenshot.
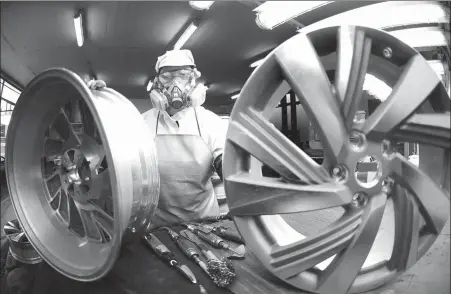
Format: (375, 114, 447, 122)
(223, 25, 450, 294)
(5, 68, 160, 281)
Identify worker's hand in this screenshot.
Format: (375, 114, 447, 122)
(86, 79, 106, 90)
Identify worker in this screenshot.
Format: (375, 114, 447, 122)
(87, 49, 225, 226)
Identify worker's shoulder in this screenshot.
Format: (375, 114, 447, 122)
(196, 106, 222, 123)
(142, 108, 158, 122)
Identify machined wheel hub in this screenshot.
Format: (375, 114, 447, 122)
(224, 25, 450, 294)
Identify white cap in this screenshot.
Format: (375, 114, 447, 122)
(155, 49, 196, 73)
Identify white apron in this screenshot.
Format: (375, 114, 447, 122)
(152, 109, 219, 226)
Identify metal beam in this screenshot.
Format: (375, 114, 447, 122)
(0, 71, 24, 91)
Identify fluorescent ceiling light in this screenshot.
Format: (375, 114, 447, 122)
(254, 1, 331, 30)
(73, 11, 84, 47)
(146, 80, 153, 92)
(231, 93, 240, 100)
(189, 1, 214, 10)
(389, 27, 448, 49)
(173, 22, 198, 50)
(297, 1, 449, 34)
(250, 58, 264, 68)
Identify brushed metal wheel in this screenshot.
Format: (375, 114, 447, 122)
(4, 219, 42, 264)
(6, 68, 159, 281)
(223, 26, 450, 294)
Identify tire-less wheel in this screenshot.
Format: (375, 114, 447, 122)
(6, 68, 159, 281)
(224, 26, 450, 294)
(4, 219, 42, 264)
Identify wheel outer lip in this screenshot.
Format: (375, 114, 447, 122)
(5, 68, 159, 281)
(224, 26, 449, 293)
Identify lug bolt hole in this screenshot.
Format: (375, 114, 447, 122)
(352, 192, 368, 207)
(383, 47, 392, 59)
(331, 165, 347, 182)
(349, 130, 366, 149)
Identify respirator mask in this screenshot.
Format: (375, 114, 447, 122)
(149, 68, 206, 111)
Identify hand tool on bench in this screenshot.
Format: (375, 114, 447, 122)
(146, 212, 232, 233)
(194, 223, 244, 244)
(185, 224, 245, 259)
(160, 227, 211, 276)
(180, 230, 236, 288)
(142, 233, 198, 285)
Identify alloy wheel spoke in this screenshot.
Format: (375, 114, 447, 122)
(274, 33, 348, 164)
(269, 211, 363, 279)
(388, 184, 420, 271)
(12, 232, 26, 243)
(227, 173, 353, 216)
(48, 187, 62, 204)
(92, 205, 114, 240)
(43, 137, 64, 157)
(53, 108, 82, 146)
(75, 202, 104, 243)
(4, 223, 19, 233)
(362, 54, 440, 141)
(227, 109, 329, 183)
(335, 26, 372, 129)
(90, 169, 112, 199)
(80, 100, 94, 135)
(391, 113, 451, 149)
(317, 192, 387, 294)
(57, 190, 71, 225)
(92, 151, 107, 172)
(75, 201, 113, 243)
(44, 168, 60, 181)
(390, 154, 449, 234)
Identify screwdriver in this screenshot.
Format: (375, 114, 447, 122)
(196, 224, 244, 244)
(162, 227, 234, 289)
(161, 227, 211, 276)
(142, 233, 197, 285)
(185, 224, 244, 258)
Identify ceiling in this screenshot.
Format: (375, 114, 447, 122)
(1, 1, 377, 113)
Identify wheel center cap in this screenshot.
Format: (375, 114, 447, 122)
(353, 156, 383, 189)
(334, 134, 394, 197)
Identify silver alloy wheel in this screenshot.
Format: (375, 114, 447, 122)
(4, 219, 43, 264)
(6, 68, 160, 281)
(223, 26, 450, 294)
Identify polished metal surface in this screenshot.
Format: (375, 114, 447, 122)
(5, 68, 160, 281)
(223, 26, 450, 294)
(4, 219, 42, 264)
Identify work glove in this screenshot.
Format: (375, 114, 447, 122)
(86, 79, 106, 90)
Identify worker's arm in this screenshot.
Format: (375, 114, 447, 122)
(213, 154, 223, 181)
(200, 108, 226, 182)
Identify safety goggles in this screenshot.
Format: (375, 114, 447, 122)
(158, 69, 194, 85)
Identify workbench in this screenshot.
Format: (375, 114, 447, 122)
(0, 218, 307, 294)
(1, 213, 449, 294)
